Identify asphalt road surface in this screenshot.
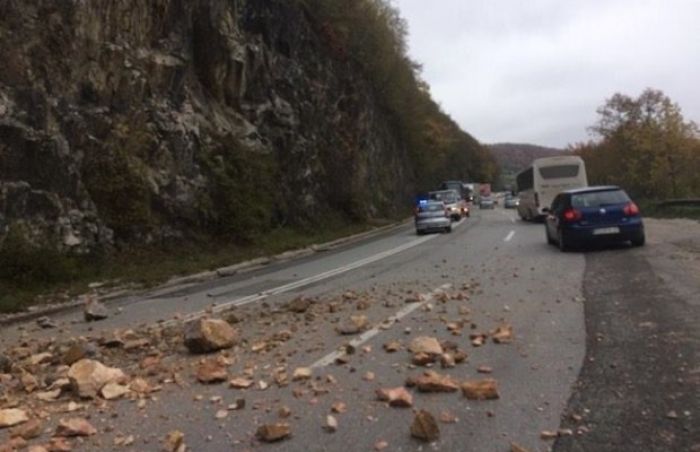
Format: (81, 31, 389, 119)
(1, 207, 698, 452)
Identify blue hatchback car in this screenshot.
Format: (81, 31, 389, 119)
(544, 186, 645, 251)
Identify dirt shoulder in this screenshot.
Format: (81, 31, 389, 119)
(555, 218, 700, 452)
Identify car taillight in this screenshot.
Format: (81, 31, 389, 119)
(562, 208, 582, 222)
(623, 202, 640, 216)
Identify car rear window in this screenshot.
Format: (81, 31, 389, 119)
(539, 165, 580, 179)
(571, 190, 630, 208)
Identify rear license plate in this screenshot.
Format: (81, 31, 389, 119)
(593, 227, 620, 235)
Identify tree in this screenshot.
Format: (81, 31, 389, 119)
(580, 88, 700, 198)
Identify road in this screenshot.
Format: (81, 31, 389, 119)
(1, 207, 698, 452)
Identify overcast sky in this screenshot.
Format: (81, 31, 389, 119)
(394, 0, 700, 148)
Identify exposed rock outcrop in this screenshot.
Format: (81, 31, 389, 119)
(0, 0, 413, 253)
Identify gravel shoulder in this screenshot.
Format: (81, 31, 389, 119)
(555, 218, 700, 452)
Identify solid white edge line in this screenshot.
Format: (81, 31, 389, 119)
(309, 284, 452, 368)
(504, 230, 515, 242)
(159, 232, 442, 328)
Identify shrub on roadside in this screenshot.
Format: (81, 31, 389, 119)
(0, 225, 81, 286)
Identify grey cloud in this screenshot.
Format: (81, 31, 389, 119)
(394, 0, 700, 147)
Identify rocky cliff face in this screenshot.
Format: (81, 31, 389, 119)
(0, 0, 412, 253)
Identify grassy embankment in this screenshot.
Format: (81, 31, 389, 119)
(0, 218, 395, 314)
(638, 200, 700, 221)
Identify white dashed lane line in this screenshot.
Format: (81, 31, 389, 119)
(309, 284, 452, 368)
(504, 230, 515, 242)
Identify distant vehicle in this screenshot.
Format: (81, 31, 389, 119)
(414, 200, 452, 235)
(463, 183, 479, 202)
(439, 181, 466, 199)
(429, 190, 468, 221)
(544, 185, 645, 251)
(479, 196, 495, 209)
(479, 183, 492, 198)
(504, 194, 519, 209)
(414, 192, 430, 206)
(516, 155, 588, 221)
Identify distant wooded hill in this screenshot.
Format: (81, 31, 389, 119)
(487, 143, 567, 190)
(488, 143, 567, 175)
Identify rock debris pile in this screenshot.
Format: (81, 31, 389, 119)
(0, 283, 532, 450)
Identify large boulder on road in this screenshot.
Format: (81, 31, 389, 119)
(84, 297, 109, 321)
(68, 359, 127, 399)
(184, 318, 238, 353)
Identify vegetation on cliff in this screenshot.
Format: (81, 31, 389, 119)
(299, 0, 499, 190)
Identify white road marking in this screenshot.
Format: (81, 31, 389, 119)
(159, 231, 447, 327)
(499, 209, 517, 223)
(309, 284, 452, 368)
(504, 230, 515, 242)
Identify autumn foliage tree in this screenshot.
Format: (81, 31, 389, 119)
(572, 89, 700, 199)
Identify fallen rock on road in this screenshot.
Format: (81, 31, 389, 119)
(67, 359, 127, 399)
(54, 417, 97, 437)
(83, 297, 109, 322)
(408, 336, 443, 356)
(376, 387, 414, 407)
(0, 409, 29, 429)
(256, 423, 291, 442)
(461, 378, 500, 400)
(184, 318, 238, 353)
(411, 410, 440, 442)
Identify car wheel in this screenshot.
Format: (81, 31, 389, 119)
(416, 230, 424, 236)
(558, 229, 570, 252)
(631, 234, 645, 247)
(445, 226, 452, 233)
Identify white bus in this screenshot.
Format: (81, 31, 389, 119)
(516, 155, 588, 220)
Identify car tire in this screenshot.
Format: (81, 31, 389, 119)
(416, 230, 424, 236)
(445, 226, 452, 233)
(558, 229, 570, 252)
(631, 234, 645, 247)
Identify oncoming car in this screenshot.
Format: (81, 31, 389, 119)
(504, 194, 519, 209)
(414, 200, 451, 235)
(544, 186, 645, 251)
(429, 190, 468, 221)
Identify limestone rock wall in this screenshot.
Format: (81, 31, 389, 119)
(0, 0, 412, 253)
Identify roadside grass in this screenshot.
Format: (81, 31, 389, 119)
(638, 200, 700, 221)
(0, 218, 397, 314)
